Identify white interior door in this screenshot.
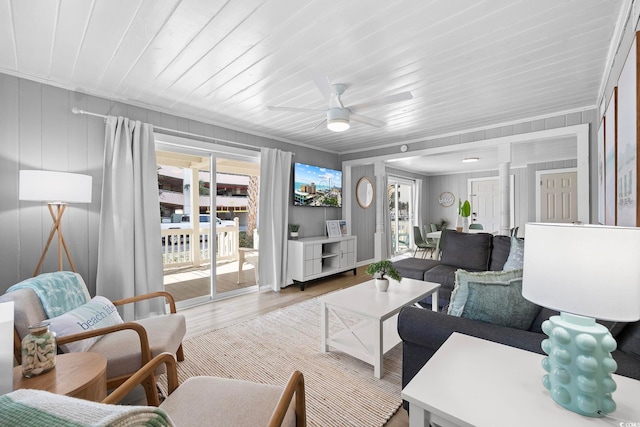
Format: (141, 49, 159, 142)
(537, 170, 578, 223)
(470, 179, 500, 231)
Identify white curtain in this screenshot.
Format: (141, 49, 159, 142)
(257, 148, 292, 291)
(413, 178, 423, 231)
(382, 173, 393, 259)
(97, 116, 163, 320)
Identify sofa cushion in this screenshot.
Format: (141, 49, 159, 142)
(440, 231, 492, 271)
(489, 235, 512, 271)
(48, 296, 124, 353)
(503, 237, 525, 271)
(448, 268, 524, 317)
(423, 264, 466, 301)
(392, 258, 440, 280)
(461, 279, 541, 330)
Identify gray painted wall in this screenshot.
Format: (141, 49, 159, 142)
(341, 109, 598, 260)
(0, 74, 338, 294)
(350, 164, 376, 261)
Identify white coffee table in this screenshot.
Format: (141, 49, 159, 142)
(402, 332, 640, 427)
(320, 278, 439, 378)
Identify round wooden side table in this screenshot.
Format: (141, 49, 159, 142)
(13, 352, 107, 402)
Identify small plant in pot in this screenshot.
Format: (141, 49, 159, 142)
(366, 260, 402, 292)
(289, 224, 300, 239)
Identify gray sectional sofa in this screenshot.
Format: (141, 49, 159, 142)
(393, 230, 640, 410)
(394, 229, 513, 307)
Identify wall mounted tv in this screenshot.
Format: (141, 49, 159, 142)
(293, 162, 343, 207)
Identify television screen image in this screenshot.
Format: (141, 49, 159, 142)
(293, 163, 342, 207)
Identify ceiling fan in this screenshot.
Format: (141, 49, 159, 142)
(267, 75, 413, 132)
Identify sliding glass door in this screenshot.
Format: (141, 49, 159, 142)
(388, 177, 415, 255)
(156, 142, 260, 308)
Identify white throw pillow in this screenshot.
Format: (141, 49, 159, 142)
(48, 296, 124, 353)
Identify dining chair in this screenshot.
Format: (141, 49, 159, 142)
(469, 223, 484, 230)
(413, 226, 437, 258)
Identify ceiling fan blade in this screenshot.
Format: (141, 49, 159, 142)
(312, 74, 333, 102)
(351, 113, 385, 128)
(267, 106, 326, 113)
(312, 119, 327, 130)
(349, 91, 413, 112)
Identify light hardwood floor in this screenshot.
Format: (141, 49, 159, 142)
(179, 266, 409, 426)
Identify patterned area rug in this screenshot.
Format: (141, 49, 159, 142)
(159, 298, 402, 426)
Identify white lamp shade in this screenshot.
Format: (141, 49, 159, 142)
(522, 223, 640, 322)
(19, 170, 92, 203)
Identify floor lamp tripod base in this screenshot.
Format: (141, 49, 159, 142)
(33, 203, 77, 276)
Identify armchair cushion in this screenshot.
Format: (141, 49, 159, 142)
(48, 296, 124, 353)
(159, 376, 296, 427)
(90, 313, 186, 379)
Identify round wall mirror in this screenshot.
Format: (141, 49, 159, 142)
(356, 177, 374, 209)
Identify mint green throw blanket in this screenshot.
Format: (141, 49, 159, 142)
(0, 389, 174, 427)
(7, 271, 89, 318)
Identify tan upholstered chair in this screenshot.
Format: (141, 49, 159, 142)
(105, 352, 307, 426)
(0, 353, 305, 427)
(0, 272, 186, 406)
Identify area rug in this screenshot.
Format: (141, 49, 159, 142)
(159, 298, 402, 426)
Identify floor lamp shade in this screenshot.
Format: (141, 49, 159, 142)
(522, 223, 640, 417)
(19, 170, 92, 203)
(19, 170, 92, 275)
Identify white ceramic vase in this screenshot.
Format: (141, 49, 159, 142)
(290, 231, 299, 239)
(462, 216, 470, 233)
(375, 278, 389, 292)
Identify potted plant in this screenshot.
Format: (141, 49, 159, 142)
(366, 260, 402, 292)
(289, 224, 300, 239)
(456, 199, 471, 232)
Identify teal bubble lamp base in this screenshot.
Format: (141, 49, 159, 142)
(540, 312, 618, 417)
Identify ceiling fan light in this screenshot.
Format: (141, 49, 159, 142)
(327, 108, 351, 132)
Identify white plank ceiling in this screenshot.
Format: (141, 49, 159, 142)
(0, 0, 625, 159)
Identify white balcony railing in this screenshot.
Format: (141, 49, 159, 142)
(161, 220, 240, 268)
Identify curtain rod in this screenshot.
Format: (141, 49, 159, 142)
(71, 107, 262, 152)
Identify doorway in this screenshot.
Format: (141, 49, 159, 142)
(156, 144, 260, 308)
(389, 177, 415, 255)
(468, 176, 515, 233)
(536, 169, 578, 223)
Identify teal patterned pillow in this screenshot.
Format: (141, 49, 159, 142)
(448, 268, 523, 317)
(502, 237, 524, 271)
(461, 279, 541, 330)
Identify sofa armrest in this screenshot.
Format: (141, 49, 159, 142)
(112, 291, 178, 314)
(397, 305, 547, 397)
(398, 305, 546, 355)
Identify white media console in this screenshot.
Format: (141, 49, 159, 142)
(288, 235, 357, 290)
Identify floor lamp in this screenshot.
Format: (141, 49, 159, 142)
(19, 170, 92, 276)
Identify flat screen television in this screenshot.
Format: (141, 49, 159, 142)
(293, 162, 342, 207)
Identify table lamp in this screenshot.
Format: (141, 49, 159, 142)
(522, 223, 640, 417)
(19, 170, 92, 276)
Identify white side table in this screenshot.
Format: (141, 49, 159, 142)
(402, 332, 640, 427)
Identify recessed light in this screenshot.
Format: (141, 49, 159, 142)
(462, 157, 479, 163)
